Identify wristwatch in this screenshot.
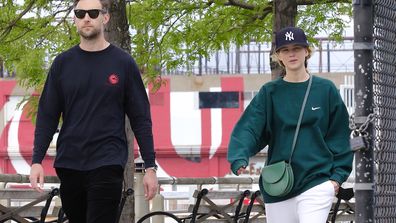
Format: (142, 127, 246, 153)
(145, 166, 158, 173)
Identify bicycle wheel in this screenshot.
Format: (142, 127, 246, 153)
(137, 211, 182, 223)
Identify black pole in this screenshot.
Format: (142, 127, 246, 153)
(353, 0, 375, 222)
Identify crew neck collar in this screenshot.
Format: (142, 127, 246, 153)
(280, 75, 312, 85)
(77, 43, 113, 54)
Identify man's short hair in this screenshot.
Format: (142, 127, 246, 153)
(73, 0, 110, 12)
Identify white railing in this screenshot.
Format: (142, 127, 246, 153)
(340, 75, 355, 115)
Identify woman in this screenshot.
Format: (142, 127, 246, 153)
(227, 27, 353, 222)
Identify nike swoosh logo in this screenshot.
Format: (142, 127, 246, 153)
(312, 107, 321, 111)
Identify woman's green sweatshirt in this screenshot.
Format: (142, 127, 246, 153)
(227, 75, 353, 203)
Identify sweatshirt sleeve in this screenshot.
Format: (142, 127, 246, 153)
(32, 60, 62, 164)
(124, 58, 156, 168)
(227, 87, 269, 175)
(325, 84, 353, 184)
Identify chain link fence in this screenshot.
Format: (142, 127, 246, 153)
(373, 0, 396, 222)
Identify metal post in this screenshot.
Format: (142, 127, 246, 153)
(0, 181, 6, 208)
(263, 45, 266, 73)
(134, 160, 149, 223)
(319, 40, 322, 73)
(227, 50, 230, 74)
(247, 44, 250, 74)
(258, 44, 261, 74)
(186, 55, 190, 74)
(205, 57, 208, 74)
(0, 57, 3, 78)
(236, 46, 240, 74)
(216, 51, 219, 74)
(327, 43, 330, 72)
(198, 55, 202, 76)
(353, 0, 375, 222)
(231, 52, 234, 74)
(151, 189, 165, 223)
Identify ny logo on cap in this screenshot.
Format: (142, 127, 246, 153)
(285, 31, 294, 41)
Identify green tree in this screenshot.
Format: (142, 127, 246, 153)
(128, 0, 351, 80)
(0, 0, 352, 92)
(0, 0, 78, 118)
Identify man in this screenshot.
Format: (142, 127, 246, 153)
(29, 0, 158, 222)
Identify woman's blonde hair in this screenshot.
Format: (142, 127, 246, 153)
(271, 46, 314, 76)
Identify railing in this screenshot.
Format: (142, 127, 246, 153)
(0, 174, 260, 222)
(1, 37, 354, 79)
(163, 37, 354, 75)
(0, 174, 355, 223)
(339, 75, 355, 115)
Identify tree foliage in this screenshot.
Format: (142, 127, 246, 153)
(0, 0, 352, 104)
(0, 0, 76, 119)
(128, 0, 273, 80)
(128, 0, 352, 79)
(0, 0, 76, 87)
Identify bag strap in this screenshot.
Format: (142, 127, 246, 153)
(289, 75, 312, 164)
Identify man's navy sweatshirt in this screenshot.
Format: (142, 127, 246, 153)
(32, 44, 156, 170)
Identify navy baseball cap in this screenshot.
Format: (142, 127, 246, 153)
(275, 27, 309, 51)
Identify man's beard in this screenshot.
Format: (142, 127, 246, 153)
(78, 27, 101, 40)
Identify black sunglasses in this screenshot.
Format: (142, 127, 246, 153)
(74, 9, 106, 19)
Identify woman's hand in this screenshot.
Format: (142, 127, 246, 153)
(236, 166, 246, 175)
(330, 180, 340, 195)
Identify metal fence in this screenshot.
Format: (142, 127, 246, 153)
(373, 0, 396, 222)
(162, 37, 354, 75)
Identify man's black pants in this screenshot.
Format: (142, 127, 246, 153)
(56, 165, 124, 223)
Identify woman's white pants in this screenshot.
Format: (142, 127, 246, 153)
(265, 181, 335, 223)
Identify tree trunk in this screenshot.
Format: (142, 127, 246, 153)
(270, 0, 298, 80)
(120, 118, 135, 223)
(104, 1, 135, 223)
(104, 0, 131, 52)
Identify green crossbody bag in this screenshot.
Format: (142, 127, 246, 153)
(261, 75, 312, 197)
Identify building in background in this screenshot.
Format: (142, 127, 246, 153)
(0, 72, 354, 178)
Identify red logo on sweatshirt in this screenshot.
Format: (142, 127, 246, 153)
(108, 74, 119, 85)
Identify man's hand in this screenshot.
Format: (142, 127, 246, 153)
(29, 163, 45, 193)
(143, 169, 158, 200)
